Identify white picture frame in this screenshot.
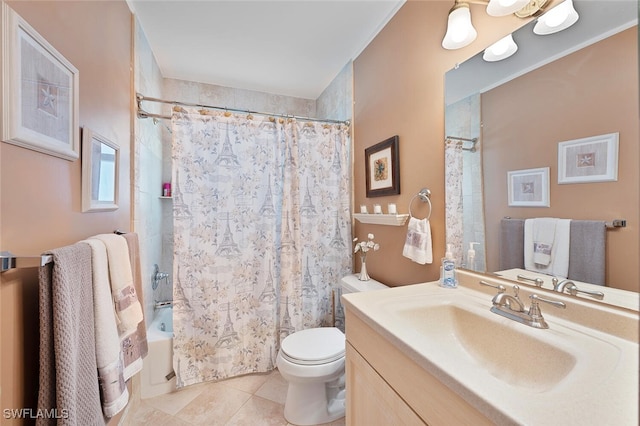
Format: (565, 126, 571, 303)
(82, 128, 119, 212)
(1, 3, 79, 160)
(557, 133, 619, 184)
(507, 167, 550, 207)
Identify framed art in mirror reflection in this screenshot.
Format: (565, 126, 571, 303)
(507, 167, 550, 207)
(558, 132, 619, 184)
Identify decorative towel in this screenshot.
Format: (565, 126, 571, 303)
(532, 218, 557, 266)
(402, 217, 433, 264)
(524, 218, 571, 278)
(499, 218, 525, 270)
(122, 232, 149, 360)
(91, 234, 144, 380)
(81, 238, 129, 417)
(568, 220, 606, 286)
(37, 243, 104, 426)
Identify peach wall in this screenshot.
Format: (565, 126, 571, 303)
(352, 0, 552, 286)
(0, 0, 132, 419)
(482, 27, 639, 292)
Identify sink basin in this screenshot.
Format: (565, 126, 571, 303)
(397, 304, 577, 392)
(388, 292, 620, 395)
(342, 273, 639, 425)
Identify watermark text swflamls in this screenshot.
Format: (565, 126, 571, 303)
(3, 408, 69, 420)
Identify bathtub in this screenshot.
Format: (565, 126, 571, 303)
(140, 307, 177, 399)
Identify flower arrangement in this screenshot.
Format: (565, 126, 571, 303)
(353, 233, 380, 255)
(353, 234, 379, 281)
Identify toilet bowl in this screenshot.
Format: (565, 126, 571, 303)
(276, 275, 388, 425)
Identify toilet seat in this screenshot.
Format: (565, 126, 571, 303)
(280, 327, 345, 365)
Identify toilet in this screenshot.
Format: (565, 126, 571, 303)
(276, 274, 388, 426)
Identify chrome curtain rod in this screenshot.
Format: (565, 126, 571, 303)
(136, 93, 350, 125)
(446, 135, 478, 143)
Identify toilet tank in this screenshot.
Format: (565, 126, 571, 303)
(340, 274, 388, 294)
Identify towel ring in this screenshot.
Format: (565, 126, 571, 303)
(409, 188, 432, 220)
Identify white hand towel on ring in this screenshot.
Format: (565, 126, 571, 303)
(524, 218, 571, 278)
(403, 217, 433, 264)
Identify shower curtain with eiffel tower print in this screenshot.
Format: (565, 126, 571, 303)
(171, 108, 352, 387)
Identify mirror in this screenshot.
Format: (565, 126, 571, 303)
(444, 0, 639, 305)
(81, 127, 119, 212)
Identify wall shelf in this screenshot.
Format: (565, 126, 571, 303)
(353, 213, 409, 226)
(159, 196, 173, 200)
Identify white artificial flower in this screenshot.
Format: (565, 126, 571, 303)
(353, 233, 380, 255)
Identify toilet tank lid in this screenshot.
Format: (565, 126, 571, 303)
(340, 274, 388, 293)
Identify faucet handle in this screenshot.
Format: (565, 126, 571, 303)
(564, 283, 605, 300)
(512, 285, 523, 303)
(516, 274, 544, 287)
(526, 294, 566, 328)
(479, 280, 505, 293)
(529, 293, 566, 310)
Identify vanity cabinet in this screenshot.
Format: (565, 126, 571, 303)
(346, 343, 424, 425)
(344, 309, 493, 426)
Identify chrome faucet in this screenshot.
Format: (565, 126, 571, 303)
(492, 284, 525, 312)
(552, 278, 604, 300)
(480, 281, 566, 329)
(152, 263, 170, 290)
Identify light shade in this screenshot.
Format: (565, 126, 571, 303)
(442, 3, 477, 50)
(534, 0, 579, 35)
(486, 0, 530, 17)
(483, 34, 518, 61)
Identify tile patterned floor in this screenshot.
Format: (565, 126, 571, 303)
(120, 370, 346, 426)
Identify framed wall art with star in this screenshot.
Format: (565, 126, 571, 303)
(365, 135, 400, 197)
(1, 3, 79, 161)
(557, 133, 619, 184)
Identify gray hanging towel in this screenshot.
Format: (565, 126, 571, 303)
(499, 218, 525, 270)
(568, 220, 606, 286)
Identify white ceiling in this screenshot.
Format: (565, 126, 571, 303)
(127, 0, 405, 99)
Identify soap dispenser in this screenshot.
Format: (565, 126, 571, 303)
(440, 244, 458, 288)
(467, 242, 479, 271)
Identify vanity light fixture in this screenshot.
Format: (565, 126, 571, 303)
(486, 0, 531, 16)
(442, 0, 550, 50)
(442, 2, 478, 50)
(533, 0, 579, 35)
(483, 33, 518, 61)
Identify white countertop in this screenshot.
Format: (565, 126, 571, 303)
(342, 270, 639, 425)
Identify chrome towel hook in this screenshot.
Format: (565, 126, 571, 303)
(409, 188, 432, 220)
